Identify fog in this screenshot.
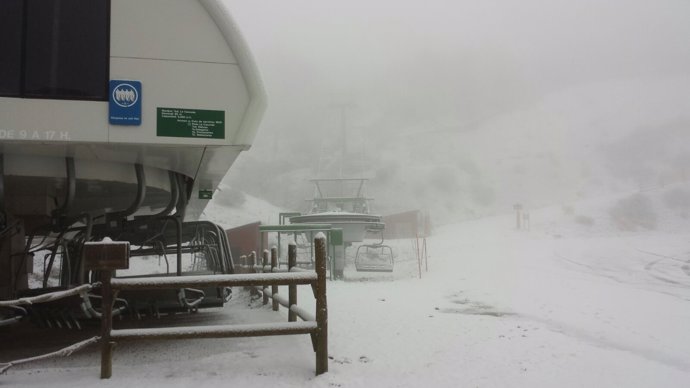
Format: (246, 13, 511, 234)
(222, 0, 690, 224)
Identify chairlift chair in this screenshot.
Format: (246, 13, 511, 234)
(354, 244, 394, 273)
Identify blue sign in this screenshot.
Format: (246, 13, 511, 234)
(109, 80, 142, 125)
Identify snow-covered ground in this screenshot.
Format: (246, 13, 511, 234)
(3, 189, 690, 387)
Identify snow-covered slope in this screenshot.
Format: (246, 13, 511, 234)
(3, 184, 690, 387)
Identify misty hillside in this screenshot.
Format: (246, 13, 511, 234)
(200, 182, 285, 228)
(222, 76, 690, 225)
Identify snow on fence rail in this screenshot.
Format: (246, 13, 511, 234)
(0, 285, 101, 374)
(0, 336, 100, 375)
(96, 235, 328, 379)
(0, 284, 95, 307)
(0, 284, 96, 328)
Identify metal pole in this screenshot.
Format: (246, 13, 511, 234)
(424, 237, 429, 272)
(416, 234, 421, 279)
(100, 270, 114, 379)
(310, 231, 313, 265)
(162, 216, 183, 277)
(288, 242, 297, 322)
(315, 234, 328, 375)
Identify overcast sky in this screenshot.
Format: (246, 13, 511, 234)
(225, 0, 690, 135)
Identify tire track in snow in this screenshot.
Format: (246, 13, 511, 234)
(555, 253, 690, 301)
(637, 248, 690, 287)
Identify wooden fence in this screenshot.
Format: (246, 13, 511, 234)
(237, 242, 317, 322)
(97, 234, 328, 378)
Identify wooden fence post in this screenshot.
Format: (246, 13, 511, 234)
(239, 255, 247, 274)
(248, 251, 256, 272)
(262, 250, 269, 305)
(288, 242, 297, 322)
(82, 237, 129, 380)
(248, 251, 257, 296)
(271, 247, 279, 311)
(315, 234, 328, 375)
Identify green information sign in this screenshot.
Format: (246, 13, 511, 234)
(157, 108, 225, 139)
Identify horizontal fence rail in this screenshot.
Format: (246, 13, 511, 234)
(111, 322, 318, 341)
(110, 272, 318, 289)
(95, 235, 328, 379)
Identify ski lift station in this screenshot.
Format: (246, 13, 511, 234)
(289, 178, 393, 277)
(290, 178, 385, 243)
(0, 0, 265, 303)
